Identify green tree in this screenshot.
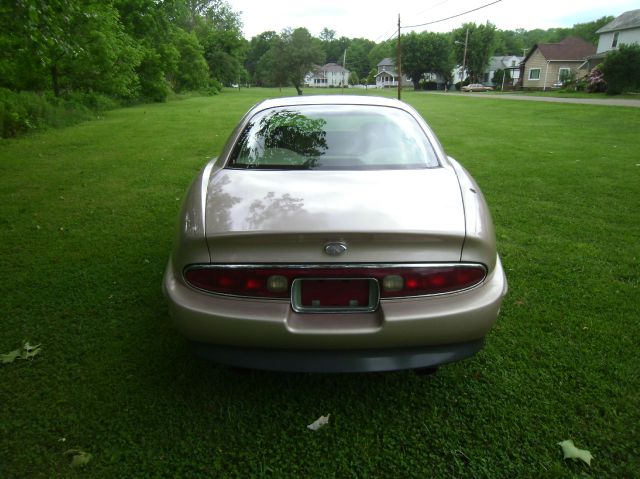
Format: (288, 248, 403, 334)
(368, 40, 394, 72)
(1, 0, 141, 98)
(172, 29, 209, 91)
(453, 22, 497, 83)
(276, 28, 325, 95)
(491, 68, 511, 88)
(257, 35, 289, 89)
(115, 0, 180, 101)
(401, 31, 452, 90)
(571, 16, 614, 44)
(367, 68, 377, 85)
(191, 0, 247, 86)
(600, 44, 640, 95)
(246, 31, 278, 85)
(493, 29, 526, 56)
(346, 38, 376, 79)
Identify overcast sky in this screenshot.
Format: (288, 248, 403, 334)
(230, 0, 637, 42)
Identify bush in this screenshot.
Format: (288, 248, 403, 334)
(0, 88, 120, 138)
(0, 89, 49, 137)
(585, 67, 607, 93)
(600, 44, 640, 95)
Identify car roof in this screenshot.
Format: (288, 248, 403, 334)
(254, 95, 410, 111)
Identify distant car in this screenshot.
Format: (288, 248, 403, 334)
(163, 95, 507, 372)
(461, 84, 494, 92)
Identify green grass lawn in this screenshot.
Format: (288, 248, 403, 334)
(1, 88, 639, 477)
(492, 89, 640, 100)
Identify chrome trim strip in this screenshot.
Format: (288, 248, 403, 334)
(185, 262, 487, 271)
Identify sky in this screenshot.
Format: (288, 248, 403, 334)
(230, 0, 638, 42)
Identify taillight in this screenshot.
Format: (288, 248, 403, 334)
(184, 264, 486, 299)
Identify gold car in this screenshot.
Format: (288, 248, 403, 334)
(163, 96, 507, 372)
(461, 84, 494, 92)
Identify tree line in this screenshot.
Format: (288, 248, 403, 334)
(0, 1, 626, 137)
(1, 0, 245, 102)
(245, 16, 615, 91)
(0, 1, 615, 99)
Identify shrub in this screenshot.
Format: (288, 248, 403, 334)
(585, 67, 607, 93)
(0, 88, 120, 138)
(600, 44, 640, 95)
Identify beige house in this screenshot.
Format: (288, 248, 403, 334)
(521, 37, 596, 90)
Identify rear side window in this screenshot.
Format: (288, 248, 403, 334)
(226, 105, 440, 170)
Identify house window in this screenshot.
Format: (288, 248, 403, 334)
(529, 68, 540, 80)
(558, 68, 571, 83)
(612, 32, 619, 48)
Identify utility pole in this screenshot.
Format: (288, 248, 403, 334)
(397, 14, 402, 100)
(342, 49, 347, 94)
(462, 28, 469, 84)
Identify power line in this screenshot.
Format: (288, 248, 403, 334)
(402, 0, 503, 29)
(374, 26, 399, 43)
(412, 0, 452, 19)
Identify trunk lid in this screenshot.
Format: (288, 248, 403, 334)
(204, 168, 465, 263)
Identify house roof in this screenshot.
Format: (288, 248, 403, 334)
(488, 56, 524, 71)
(377, 57, 395, 67)
(596, 9, 640, 34)
(525, 37, 596, 63)
(319, 62, 348, 73)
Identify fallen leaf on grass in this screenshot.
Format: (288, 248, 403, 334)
(1, 342, 42, 364)
(558, 439, 593, 466)
(307, 414, 330, 431)
(65, 449, 92, 467)
(0, 349, 21, 364)
(22, 342, 41, 359)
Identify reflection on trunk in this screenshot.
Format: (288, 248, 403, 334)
(246, 192, 304, 229)
(206, 175, 241, 231)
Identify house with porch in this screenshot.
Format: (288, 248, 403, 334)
(305, 63, 350, 88)
(520, 37, 596, 90)
(375, 58, 412, 88)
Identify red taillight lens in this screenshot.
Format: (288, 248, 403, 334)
(184, 268, 291, 299)
(184, 264, 486, 299)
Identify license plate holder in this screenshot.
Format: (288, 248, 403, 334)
(291, 278, 379, 313)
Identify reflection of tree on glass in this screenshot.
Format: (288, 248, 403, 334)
(260, 110, 327, 156)
(232, 109, 328, 168)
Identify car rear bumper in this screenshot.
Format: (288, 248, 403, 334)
(190, 339, 485, 372)
(163, 256, 507, 368)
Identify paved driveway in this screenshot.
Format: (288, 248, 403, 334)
(439, 92, 640, 108)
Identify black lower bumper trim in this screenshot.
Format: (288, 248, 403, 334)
(189, 339, 485, 373)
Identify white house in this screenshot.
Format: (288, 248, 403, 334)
(596, 9, 640, 54)
(583, 9, 640, 69)
(305, 63, 350, 87)
(483, 55, 524, 87)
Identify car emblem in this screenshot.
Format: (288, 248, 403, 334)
(324, 242, 348, 256)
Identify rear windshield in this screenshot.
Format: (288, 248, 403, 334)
(226, 105, 440, 170)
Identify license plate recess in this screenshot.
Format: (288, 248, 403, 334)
(291, 278, 379, 313)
